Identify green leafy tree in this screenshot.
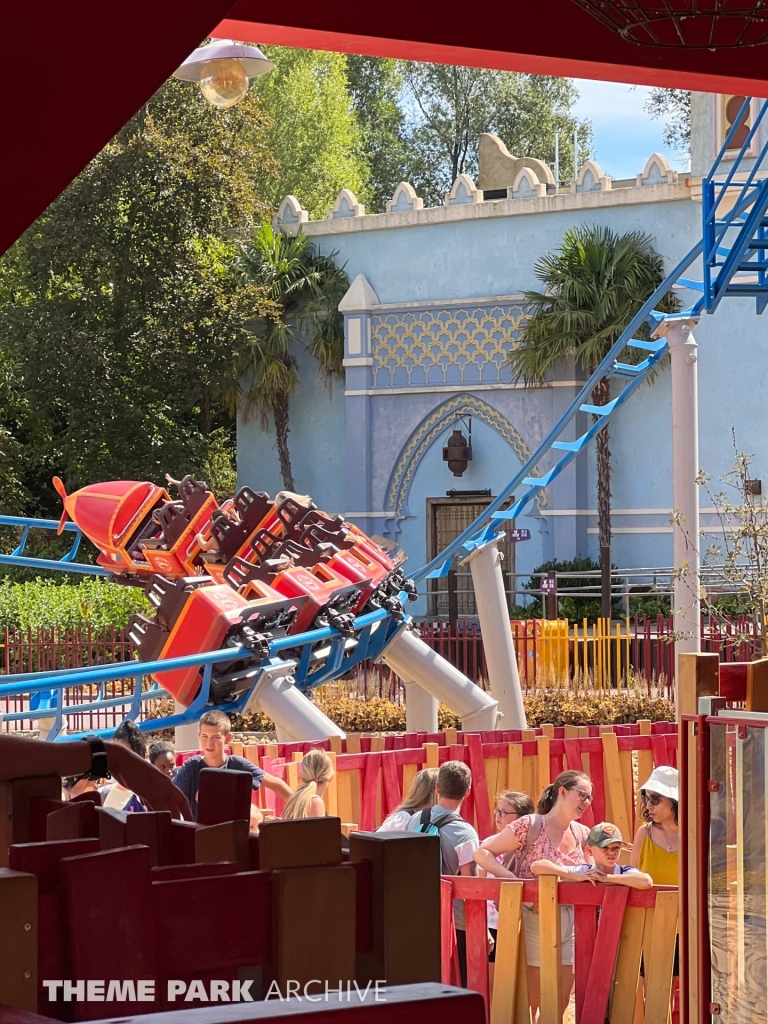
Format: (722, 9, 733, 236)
(645, 89, 691, 153)
(509, 226, 677, 551)
(398, 64, 590, 206)
(254, 47, 370, 218)
(346, 56, 412, 212)
(0, 78, 274, 514)
(230, 224, 349, 490)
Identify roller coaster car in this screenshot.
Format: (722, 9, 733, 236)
(298, 511, 397, 572)
(256, 534, 395, 616)
(53, 477, 173, 577)
(135, 476, 220, 578)
(128, 574, 305, 705)
(199, 487, 279, 584)
(224, 553, 366, 640)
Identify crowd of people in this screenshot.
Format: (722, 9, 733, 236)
(1, 715, 677, 1017)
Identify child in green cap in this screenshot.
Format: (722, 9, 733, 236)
(531, 821, 653, 889)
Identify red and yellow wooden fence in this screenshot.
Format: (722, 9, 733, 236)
(442, 875, 679, 1024)
(206, 721, 678, 839)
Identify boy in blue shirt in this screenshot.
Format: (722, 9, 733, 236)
(173, 709, 292, 821)
(532, 822, 653, 888)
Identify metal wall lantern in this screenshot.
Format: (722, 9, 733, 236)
(443, 417, 473, 477)
(172, 38, 274, 109)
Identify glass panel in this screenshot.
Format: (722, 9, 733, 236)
(709, 723, 768, 1024)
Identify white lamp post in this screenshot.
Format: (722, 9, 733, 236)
(173, 39, 274, 109)
(652, 314, 702, 677)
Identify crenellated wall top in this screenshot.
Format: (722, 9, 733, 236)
(274, 154, 698, 237)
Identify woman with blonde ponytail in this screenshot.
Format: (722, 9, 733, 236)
(474, 770, 593, 1019)
(281, 749, 334, 820)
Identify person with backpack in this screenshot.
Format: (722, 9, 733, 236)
(474, 770, 593, 1019)
(408, 760, 478, 986)
(377, 767, 437, 831)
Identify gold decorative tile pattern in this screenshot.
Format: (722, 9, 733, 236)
(371, 303, 527, 388)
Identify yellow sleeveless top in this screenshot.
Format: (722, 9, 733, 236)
(637, 824, 679, 885)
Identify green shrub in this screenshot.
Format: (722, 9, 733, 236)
(522, 557, 618, 623)
(146, 690, 674, 733)
(628, 594, 671, 618)
(0, 577, 149, 631)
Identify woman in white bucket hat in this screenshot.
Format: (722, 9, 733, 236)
(630, 764, 679, 885)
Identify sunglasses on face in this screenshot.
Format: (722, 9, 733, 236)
(572, 787, 593, 803)
(495, 807, 516, 818)
(643, 792, 663, 806)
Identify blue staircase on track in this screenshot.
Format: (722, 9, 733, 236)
(411, 95, 768, 584)
(2, 99, 768, 737)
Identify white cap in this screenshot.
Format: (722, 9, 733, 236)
(639, 765, 678, 801)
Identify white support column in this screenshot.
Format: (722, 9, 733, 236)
(462, 537, 527, 729)
(243, 663, 345, 743)
(376, 625, 499, 732)
(655, 316, 701, 672)
(404, 680, 439, 733)
(174, 701, 200, 752)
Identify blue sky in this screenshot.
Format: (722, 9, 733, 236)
(572, 78, 689, 180)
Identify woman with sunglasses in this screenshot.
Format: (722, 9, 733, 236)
(474, 770, 593, 1019)
(630, 766, 679, 885)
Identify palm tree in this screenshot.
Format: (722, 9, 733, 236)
(229, 223, 350, 490)
(508, 225, 677, 550)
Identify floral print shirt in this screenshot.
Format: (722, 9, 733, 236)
(505, 813, 589, 879)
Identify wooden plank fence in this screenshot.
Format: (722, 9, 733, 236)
(220, 721, 679, 839)
(443, 875, 679, 1024)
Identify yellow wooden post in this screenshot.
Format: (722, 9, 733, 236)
(323, 751, 338, 816)
(514, 924, 530, 1024)
(402, 762, 417, 796)
(536, 736, 551, 797)
(583, 617, 590, 689)
(610, 907, 646, 1024)
(423, 742, 440, 769)
(370, 736, 386, 753)
(285, 762, 299, 791)
(643, 891, 679, 1024)
(346, 734, 361, 754)
(444, 727, 459, 746)
(508, 742, 523, 794)
(537, 875, 561, 1024)
(328, 735, 343, 755)
(601, 732, 631, 839)
(337, 768, 354, 823)
(598, 614, 606, 688)
(490, 881, 524, 1024)
(541, 723, 555, 739)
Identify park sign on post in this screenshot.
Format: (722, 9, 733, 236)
(508, 528, 531, 542)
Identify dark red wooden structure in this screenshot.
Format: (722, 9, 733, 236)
(4, 0, 768, 258)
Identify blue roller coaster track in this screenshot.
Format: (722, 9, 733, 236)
(3, 99, 768, 739)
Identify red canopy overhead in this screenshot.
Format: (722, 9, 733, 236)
(4, 0, 768, 258)
(218, 1, 768, 95)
